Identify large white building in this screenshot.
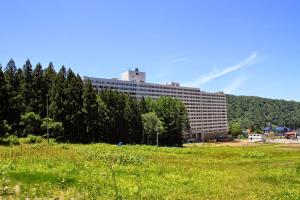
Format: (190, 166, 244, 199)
(84, 68, 228, 141)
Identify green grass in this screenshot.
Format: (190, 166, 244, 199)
(0, 143, 300, 199)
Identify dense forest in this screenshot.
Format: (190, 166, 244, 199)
(0, 59, 188, 146)
(227, 95, 300, 131)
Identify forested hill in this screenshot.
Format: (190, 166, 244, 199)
(226, 95, 300, 130)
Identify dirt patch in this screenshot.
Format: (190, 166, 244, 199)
(214, 140, 263, 147)
(185, 140, 263, 147)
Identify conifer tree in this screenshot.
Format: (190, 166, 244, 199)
(43, 62, 56, 96)
(0, 65, 8, 120)
(21, 59, 34, 112)
(50, 66, 67, 140)
(32, 63, 46, 116)
(4, 59, 24, 130)
(0, 65, 9, 135)
(83, 80, 99, 143)
(125, 96, 143, 144)
(99, 90, 127, 143)
(64, 69, 84, 142)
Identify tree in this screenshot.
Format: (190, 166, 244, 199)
(83, 80, 99, 143)
(227, 95, 300, 131)
(0, 65, 9, 123)
(154, 97, 188, 146)
(0, 120, 12, 137)
(96, 95, 108, 141)
(229, 121, 242, 137)
(19, 112, 42, 136)
(4, 59, 24, 130)
(141, 112, 164, 145)
(32, 63, 46, 116)
(99, 90, 128, 144)
(139, 97, 149, 114)
(64, 69, 84, 142)
(21, 59, 34, 112)
(50, 66, 67, 138)
(41, 118, 63, 138)
(43, 62, 56, 97)
(125, 96, 143, 144)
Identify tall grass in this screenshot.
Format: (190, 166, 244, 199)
(0, 143, 299, 199)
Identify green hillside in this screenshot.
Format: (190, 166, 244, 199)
(227, 95, 300, 130)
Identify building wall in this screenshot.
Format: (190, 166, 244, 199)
(83, 76, 229, 141)
(121, 69, 145, 83)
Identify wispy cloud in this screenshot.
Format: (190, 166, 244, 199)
(223, 77, 245, 94)
(183, 52, 259, 87)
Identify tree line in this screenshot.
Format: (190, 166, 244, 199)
(227, 95, 300, 134)
(0, 59, 188, 146)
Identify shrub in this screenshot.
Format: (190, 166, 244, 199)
(0, 135, 20, 146)
(21, 134, 43, 144)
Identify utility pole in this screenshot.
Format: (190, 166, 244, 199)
(46, 94, 49, 144)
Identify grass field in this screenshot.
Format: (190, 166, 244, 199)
(0, 142, 300, 199)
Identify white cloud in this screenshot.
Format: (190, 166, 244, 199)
(183, 52, 258, 87)
(223, 77, 245, 94)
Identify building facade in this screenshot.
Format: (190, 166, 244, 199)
(84, 69, 228, 141)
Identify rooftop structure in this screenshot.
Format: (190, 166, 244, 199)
(121, 68, 145, 83)
(84, 69, 229, 141)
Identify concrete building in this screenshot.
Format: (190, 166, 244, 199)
(84, 69, 229, 141)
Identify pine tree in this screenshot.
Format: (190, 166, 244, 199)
(99, 90, 128, 143)
(83, 80, 99, 143)
(32, 63, 46, 117)
(0, 65, 8, 120)
(50, 66, 67, 140)
(4, 59, 24, 130)
(96, 95, 108, 142)
(43, 62, 56, 96)
(64, 69, 84, 142)
(125, 96, 143, 144)
(21, 59, 34, 112)
(0, 65, 9, 136)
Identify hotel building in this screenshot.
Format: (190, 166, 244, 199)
(84, 69, 228, 141)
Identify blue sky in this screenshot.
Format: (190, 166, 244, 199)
(0, 0, 299, 101)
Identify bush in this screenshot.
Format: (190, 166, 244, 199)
(0, 135, 20, 146)
(21, 134, 43, 144)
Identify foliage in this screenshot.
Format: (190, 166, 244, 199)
(21, 134, 43, 144)
(82, 80, 99, 143)
(0, 135, 20, 146)
(154, 97, 188, 146)
(19, 112, 42, 136)
(229, 121, 242, 137)
(141, 112, 164, 145)
(0, 121, 11, 137)
(41, 118, 63, 138)
(227, 95, 300, 130)
(0, 66, 9, 135)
